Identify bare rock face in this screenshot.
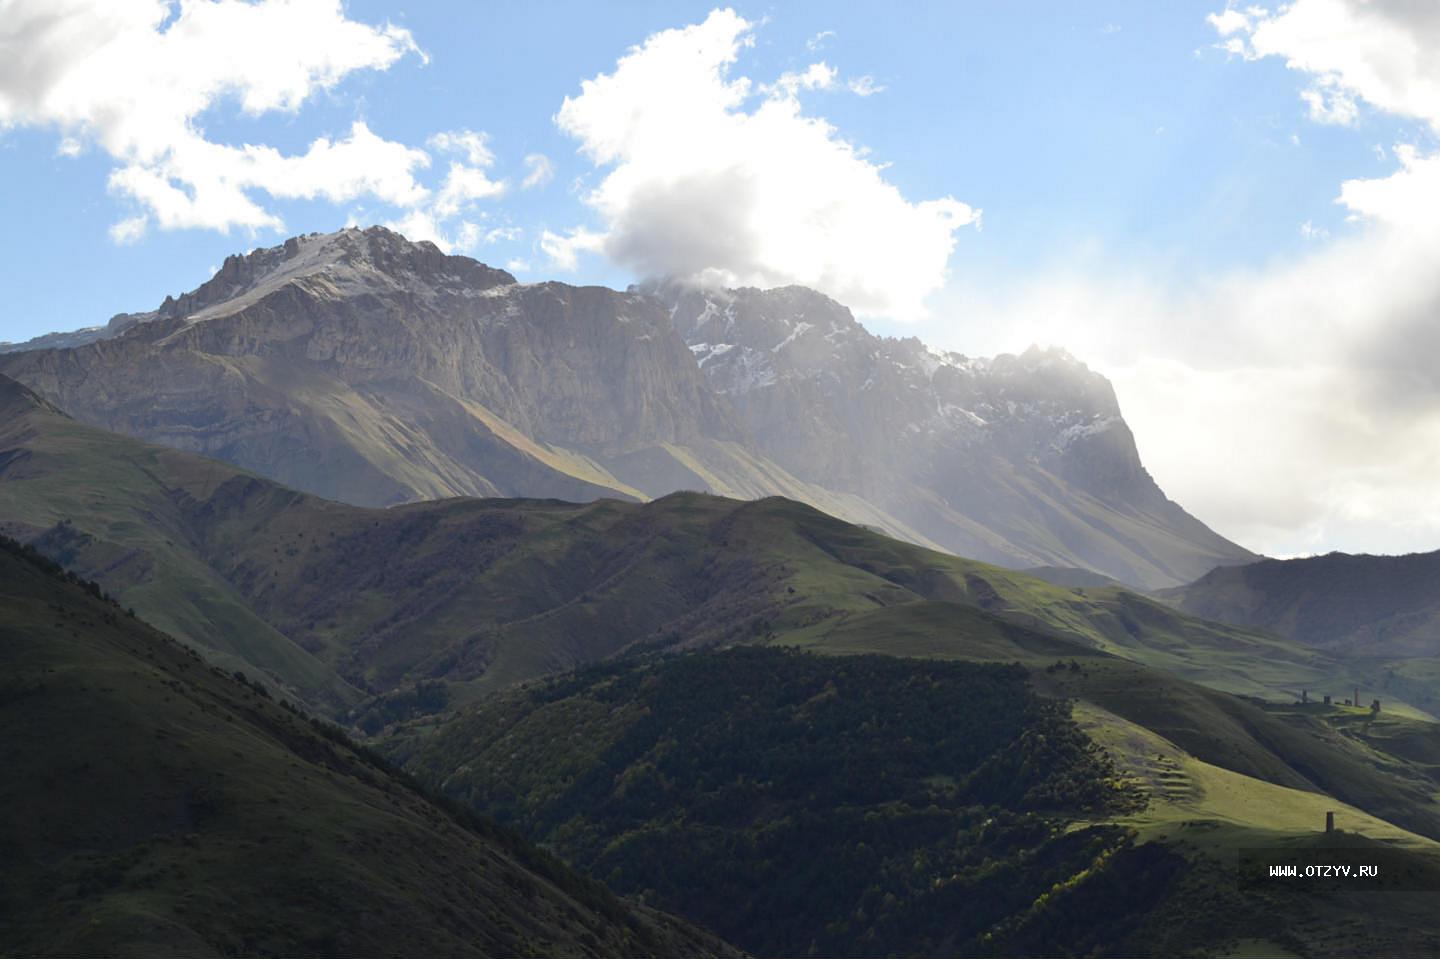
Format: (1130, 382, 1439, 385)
(0, 227, 735, 507)
(659, 282, 1255, 586)
(0, 226, 1253, 586)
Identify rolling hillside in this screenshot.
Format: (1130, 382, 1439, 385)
(387, 647, 1154, 958)
(385, 646, 1440, 959)
(0, 535, 740, 959)
(1161, 550, 1440, 656)
(8, 378, 1440, 956)
(1161, 551, 1440, 717)
(0, 372, 1412, 718)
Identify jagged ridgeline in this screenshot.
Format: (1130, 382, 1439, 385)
(0, 226, 1253, 587)
(0, 534, 739, 959)
(384, 647, 1182, 958)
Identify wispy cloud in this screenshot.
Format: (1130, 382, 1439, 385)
(522, 153, 555, 189)
(847, 75, 884, 97)
(0, 0, 514, 252)
(805, 29, 835, 51)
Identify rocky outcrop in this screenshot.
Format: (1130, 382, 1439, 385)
(0, 228, 734, 507)
(660, 282, 1256, 586)
(0, 227, 1254, 586)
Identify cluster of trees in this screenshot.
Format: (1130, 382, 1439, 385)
(425, 647, 1148, 957)
(2, 529, 119, 608)
(352, 680, 450, 734)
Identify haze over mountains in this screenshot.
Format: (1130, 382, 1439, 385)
(1162, 549, 1440, 658)
(0, 372, 1305, 710)
(6, 359, 1440, 955)
(0, 226, 1254, 588)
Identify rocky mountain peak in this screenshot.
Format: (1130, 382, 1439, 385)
(0, 228, 521, 355)
(640, 278, 1252, 584)
(662, 281, 865, 350)
(0, 229, 1255, 586)
(158, 226, 518, 327)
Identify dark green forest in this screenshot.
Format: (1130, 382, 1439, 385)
(392, 648, 1170, 957)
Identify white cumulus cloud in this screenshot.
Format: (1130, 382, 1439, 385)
(1213, 0, 1440, 129)
(551, 8, 979, 320)
(924, 3, 1440, 556)
(0, 0, 435, 240)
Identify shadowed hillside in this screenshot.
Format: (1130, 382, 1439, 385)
(1161, 550, 1440, 656)
(385, 647, 1170, 958)
(0, 372, 1414, 717)
(0, 535, 741, 958)
(385, 647, 1440, 959)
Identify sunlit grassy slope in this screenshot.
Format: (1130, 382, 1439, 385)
(386, 648, 1440, 959)
(1074, 701, 1440, 958)
(10, 375, 1440, 956)
(2, 372, 1426, 722)
(0, 537, 739, 959)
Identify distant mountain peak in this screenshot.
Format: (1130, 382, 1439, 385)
(0, 227, 1255, 587)
(161, 226, 517, 329)
(0, 227, 517, 355)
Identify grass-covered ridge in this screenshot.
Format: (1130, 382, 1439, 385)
(1, 375, 1404, 718)
(1160, 549, 1440, 664)
(387, 644, 1440, 958)
(0, 533, 738, 959)
(388, 647, 1160, 958)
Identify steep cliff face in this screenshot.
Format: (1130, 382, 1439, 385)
(0, 227, 1254, 586)
(0, 228, 735, 507)
(662, 283, 1255, 586)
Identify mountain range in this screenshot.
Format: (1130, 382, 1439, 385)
(0, 371, 1367, 715)
(0, 226, 1254, 587)
(11, 224, 1440, 956)
(6, 370, 1440, 956)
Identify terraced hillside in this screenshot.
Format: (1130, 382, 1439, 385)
(385, 647, 1440, 959)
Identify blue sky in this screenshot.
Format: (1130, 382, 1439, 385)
(2, 1, 1439, 557)
(1, 1, 1412, 337)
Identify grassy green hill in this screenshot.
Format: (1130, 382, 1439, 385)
(385, 647, 1440, 958)
(385, 647, 1164, 958)
(10, 375, 1440, 956)
(0, 375, 360, 711)
(0, 375, 1404, 718)
(0, 535, 739, 959)
(1160, 550, 1440, 661)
